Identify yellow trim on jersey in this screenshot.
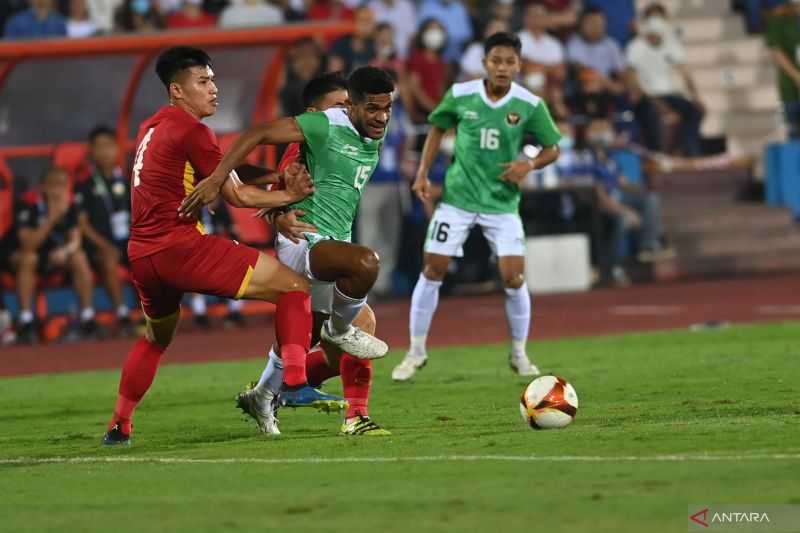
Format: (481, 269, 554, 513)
(235, 265, 255, 300)
(183, 161, 206, 234)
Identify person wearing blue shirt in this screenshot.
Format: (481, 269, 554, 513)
(3, 0, 66, 40)
(416, 0, 473, 63)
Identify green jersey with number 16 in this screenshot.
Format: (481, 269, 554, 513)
(429, 79, 561, 215)
(291, 108, 382, 241)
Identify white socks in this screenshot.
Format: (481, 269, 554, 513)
(80, 307, 95, 322)
(408, 274, 442, 357)
(191, 294, 207, 315)
(328, 285, 367, 335)
(19, 309, 34, 324)
(504, 283, 531, 357)
(228, 299, 244, 312)
(254, 345, 284, 397)
(116, 305, 130, 319)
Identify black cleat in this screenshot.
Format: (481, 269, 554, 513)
(102, 423, 131, 446)
(16, 321, 38, 344)
(223, 311, 246, 328)
(80, 319, 100, 339)
(194, 314, 211, 329)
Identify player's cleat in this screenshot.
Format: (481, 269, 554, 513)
(509, 354, 541, 377)
(391, 352, 427, 381)
(278, 385, 348, 413)
(321, 322, 388, 360)
(236, 386, 280, 435)
(340, 415, 391, 436)
(102, 423, 131, 446)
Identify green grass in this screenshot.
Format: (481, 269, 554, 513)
(1, 323, 799, 533)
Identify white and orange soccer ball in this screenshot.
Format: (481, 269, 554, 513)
(519, 375, 579, 429)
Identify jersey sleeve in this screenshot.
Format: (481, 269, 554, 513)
(525, 100, 561, 147)
(428, 89, 459, 130)
(295, 112, 330, 154)
(184, 122, 223, 179)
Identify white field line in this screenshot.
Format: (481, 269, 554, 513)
(1, 453, 799, 466)
(608, 305, 686, 316)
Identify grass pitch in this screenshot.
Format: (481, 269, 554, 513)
(1, 322, 799, 533)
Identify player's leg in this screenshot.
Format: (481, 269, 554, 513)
(65, 248, 98, 336)
(11, 250, 39, 343)
(480, 213, 540, 377)
(96, 245, 130, 326)
(394, 203, 474, 381)
(309, 240, 388, 359)
(104, 255, 182, 445)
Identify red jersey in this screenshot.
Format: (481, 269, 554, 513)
(129, 106, 222, 261)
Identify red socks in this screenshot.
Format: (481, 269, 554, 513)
(110, 337, 166, 434)
(275, 291, 312, 387)
(306, 347, 340, 388)
(341, 354, 371, 419)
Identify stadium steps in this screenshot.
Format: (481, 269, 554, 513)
(658, 167, 800, 277)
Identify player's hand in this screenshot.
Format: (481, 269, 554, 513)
(622, 208, 641, 229)
(49, 247, 69, 266)
(178, 173, 225, 218)
(500, 160, 533, 185)
(47, 196, 69, 223)
(412, 174, 431, 201)
(282, 162, 314, 201)
(275, 209, 318, 243)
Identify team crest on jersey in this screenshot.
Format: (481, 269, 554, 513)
(506, 112, 521, 126)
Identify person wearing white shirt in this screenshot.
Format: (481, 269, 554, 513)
(219, 0, 284, 28)
(367, 0, 416, 58)
(67, 0, 98, 37)
(626, 16, 704, 155)
(517, 3, 566, 94)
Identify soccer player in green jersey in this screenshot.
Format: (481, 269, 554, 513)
(392, 32, 561, 381)
(180, 66, 395, 434)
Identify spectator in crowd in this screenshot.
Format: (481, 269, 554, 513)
(4, 0, 67, 40)
(307, 0, 353, 23)
(66, 0, 98, 37)
(114, 0, 164, 33)
(280, 37, 326, 117)
(766, 1, 800, 138)
(0, 161, 15, 345)
(406, 19, 449, 125)
(219, 0, 283, 28)
(372, 22, 404, 74)
(519, 3, 566, 89)
(190, 198, 246, 328)
(584, 0, 636, 46)
(477, 0, 515, 37)
(74, 126, 133, 330)
(328, 6, 376, 74)
(416, 0, 472, 63)
(460, 19, 508, 81)
(357, 89, 409, 296)
(166, 0, 216, 29)
(531, 0, 579, 33)
(567, 7, 625, 82)
(0, 1, 28, 33)
(11, 167, 97, 343)
(626, 16, 704, 155)
(367, 0, 416, 58)
(85, 0, 122, 33)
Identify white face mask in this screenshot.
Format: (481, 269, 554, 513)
(524, 71, 545, 91)
(422, 27, 446, 50)
(588, 130, 614, 148)
(558, 136, 574, 151)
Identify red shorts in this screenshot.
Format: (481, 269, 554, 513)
(130, 233, 260, 320)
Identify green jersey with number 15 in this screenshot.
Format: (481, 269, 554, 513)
(292, 108, 382, 241)
(429, 79, 561, 214)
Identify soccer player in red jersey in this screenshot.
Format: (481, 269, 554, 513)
(103, 47, 349, 445)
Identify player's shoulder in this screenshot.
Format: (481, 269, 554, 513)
(451, 79, 483, 99)
(508, 82, 543, 108)
(321, 108, 360, 136)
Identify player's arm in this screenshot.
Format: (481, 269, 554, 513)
(17, 203, 60, 252)
(77, 211, 114, 249)
(220, 162, 314, 209)
(179, 118, 305, 217)
(413, 88, 458, 201)
(234, 164, 281, 186)
(501, 100, 562, 185)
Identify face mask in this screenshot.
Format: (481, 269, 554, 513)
(378, 46, 394, 58)
(558, 136, 574, 151)
(588, 130, 614, 148)
(131, 0, 150, 14)
(422, 27, 446, 50)
(524, 72, 545, 91)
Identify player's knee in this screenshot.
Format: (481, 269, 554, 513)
(17, 251, 37, 270)
(502, 272, 526, 289)
(70, 250, 90, 268)
(422, 262, 447, 282)
(354, 248, 380, 283)
(144, 313, 179, 348)
(353, 304, 376, 335)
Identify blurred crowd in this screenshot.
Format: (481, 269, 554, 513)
(1, 0, 772, 345)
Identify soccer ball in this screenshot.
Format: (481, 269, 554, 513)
(519, 375, 578, 429)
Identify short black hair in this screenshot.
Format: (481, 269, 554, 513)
(88, 125, 115, 144)
(643, 2, 668, 18)
(484, 31, 521, 56)
(155, 46, 212, 88)
(347, 66, 395, 103)
(579, 6, 604, 24)
(302, 72, 349, 109)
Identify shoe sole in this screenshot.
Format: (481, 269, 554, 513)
(281, 399, 348, 413)
(340, 430, 392, 436)
(508, 361, 541, 377)
(320, 332, 389, 360)
(102, 438, 131, 446)
(235, 393, 280, 434)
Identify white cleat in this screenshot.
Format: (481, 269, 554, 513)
(236, 387, 280, 435)
(321, 323, 388, 360)
(509, 354, 541, 377)
(391, 352, 427, 382)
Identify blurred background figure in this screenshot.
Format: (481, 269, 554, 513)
(11, 167, 96, 343)
(66, 0, 98, 37)
(765, 0, 800, 138)
(74, 126, 133, 333)
(280, 37, 327, 117)
(165, 0, 216, 29)
(113, 0, 164, 33)
(367, 0, 416, 58)
(328, 6, 376, 74)
(4, 0, 66, 39)
(406, 19, 449, 126)
(218, 0, 283, 29)
(416, 0, 472, 63)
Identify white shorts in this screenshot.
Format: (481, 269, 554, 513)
(274, 233, 335, 314)
(424, 203, 526, 258)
